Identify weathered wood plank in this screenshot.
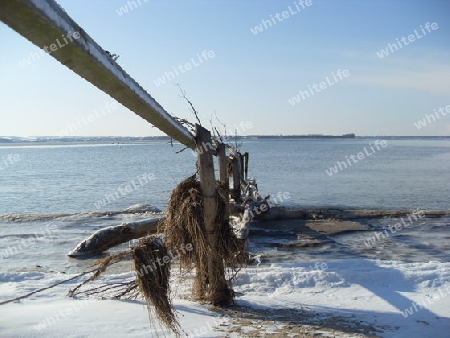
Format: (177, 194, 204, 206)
(0, 0, 195, 148)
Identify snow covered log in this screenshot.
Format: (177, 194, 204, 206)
(68, 218, 162, 257)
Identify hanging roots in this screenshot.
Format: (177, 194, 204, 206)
(162, 175, 207, 269)
(133, 236, 181, 335)
(68, 250, 134, 298)
(216, 180, 248, 266)
(161, 174, 246, 303)
(69, 236, 181, 335)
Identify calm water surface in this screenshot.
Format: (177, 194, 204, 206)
(0, 138, 448, 273)
(0, 138, 448, 214)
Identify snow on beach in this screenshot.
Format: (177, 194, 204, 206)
(1, 207, 449, 337)
(232, 260, 450, 337)
(1, 259, 449, 337)
(0, 270, 227, 337)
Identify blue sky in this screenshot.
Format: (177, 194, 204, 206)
(1, 0, 449, 137)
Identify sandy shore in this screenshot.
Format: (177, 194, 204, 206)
(211, 305, 379, 337)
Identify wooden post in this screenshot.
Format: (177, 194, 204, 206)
(217, 143, 227, 183)
(239, 153, 245, 181)
(244, 152, 249, 180)
(195, 125, 230, 304)
(232, 155, 241, 203)
(216, 143, 231, 247)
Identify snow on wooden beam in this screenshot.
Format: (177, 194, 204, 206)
(0, 0, 195, 149)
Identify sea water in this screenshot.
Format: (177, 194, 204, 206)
(0, 137, 448, 273)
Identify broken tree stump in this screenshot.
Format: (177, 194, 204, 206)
(196, 124, 232, 305)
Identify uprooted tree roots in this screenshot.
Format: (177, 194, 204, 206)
(69, 175, 246, 335)
(161, 174, 246, 303)
(133, 236, 180, 334)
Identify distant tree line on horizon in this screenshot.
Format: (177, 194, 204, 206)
(3, 134, 449, 144)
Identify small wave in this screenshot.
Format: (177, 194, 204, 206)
(0, 204, 163, 223)
(0, 233, 57, 240)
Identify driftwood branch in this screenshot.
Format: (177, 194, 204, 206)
(68, 218, 162, 257)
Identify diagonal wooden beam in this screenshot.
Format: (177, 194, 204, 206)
(0, 0, 195, 149)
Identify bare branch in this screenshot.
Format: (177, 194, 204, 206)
(175, 146, 190, 154)
(214, 111, 228, 141)
(175, 84, 201, 126)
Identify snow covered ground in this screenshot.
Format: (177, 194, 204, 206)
(1, 259, 449, 337)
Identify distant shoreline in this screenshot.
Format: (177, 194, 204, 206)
(1, 134, 449, 145)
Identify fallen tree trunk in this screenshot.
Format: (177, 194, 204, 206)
(68, 218, 162, 257)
